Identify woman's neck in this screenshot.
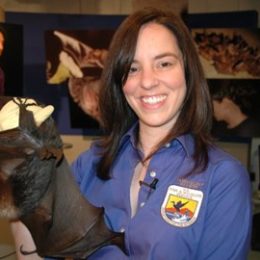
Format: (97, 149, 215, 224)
(138, 124, 169, 158)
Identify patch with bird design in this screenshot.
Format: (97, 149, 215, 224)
(161, 185, 203, 227)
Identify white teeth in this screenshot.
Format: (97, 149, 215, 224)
(142, 95, 166, 104)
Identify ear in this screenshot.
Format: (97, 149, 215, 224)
(0, 158, 25, 177)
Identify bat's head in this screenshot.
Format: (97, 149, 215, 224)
(0, 97, 63, 219)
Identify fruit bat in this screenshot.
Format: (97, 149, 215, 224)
(0, 96, 125, 259)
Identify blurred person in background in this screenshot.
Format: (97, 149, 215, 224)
(210, 79, 260, 139)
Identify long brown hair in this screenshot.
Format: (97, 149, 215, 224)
(97, 8, 213, 180)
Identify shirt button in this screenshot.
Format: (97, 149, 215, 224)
(150, 171, 156, 178)
(165, 143, 171, 148)
(140, 202, 145, 207)
(120, 228, 125, 233)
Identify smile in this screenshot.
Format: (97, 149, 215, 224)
(141, 95, 166, 105)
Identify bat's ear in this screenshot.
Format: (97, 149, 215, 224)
(19, 98, 54, 127)
(0, 97, 21, 131)
(0, 97, 54, 132)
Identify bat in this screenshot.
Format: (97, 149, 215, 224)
(0, 96, 125, 259)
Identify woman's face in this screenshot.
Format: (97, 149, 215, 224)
(123, 22, 187, 132)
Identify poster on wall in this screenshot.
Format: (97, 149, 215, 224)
(192, 28, 260, 79)
(0, 23, 23, 97)
(208, 79, 260, 140)
(45, 29, 115, 132)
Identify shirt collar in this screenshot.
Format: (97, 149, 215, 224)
(175, 134, 195, 157)
(119, 122, 138, 150)
(119, 122, 195, 157)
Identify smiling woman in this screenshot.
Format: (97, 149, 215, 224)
(123, 22, 187, 147)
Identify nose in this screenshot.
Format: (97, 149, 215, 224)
(140, 67, 159, 90)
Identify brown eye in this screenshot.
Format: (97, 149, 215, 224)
(161, 61, 172, 67)
(156, 60, 174, 70)
(128, 63, 139, 76)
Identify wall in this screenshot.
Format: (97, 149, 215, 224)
(0, 0, 259, 24)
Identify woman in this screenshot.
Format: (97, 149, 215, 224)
(12, 8, 251, 260)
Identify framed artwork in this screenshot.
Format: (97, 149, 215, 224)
(208, 79, 260, 140)
(45, 29, 115, 132)
(192, 28, 260, 79)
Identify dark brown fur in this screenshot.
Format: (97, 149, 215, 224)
(0, 96, 125, 259)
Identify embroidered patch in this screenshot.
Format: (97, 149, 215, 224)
(161, 185, 203, 227)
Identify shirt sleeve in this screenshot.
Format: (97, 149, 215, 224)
(196, 159, 252, 260)
(70, 142, 99, 186)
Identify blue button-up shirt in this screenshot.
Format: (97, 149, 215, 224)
(67, 125, 251, 260)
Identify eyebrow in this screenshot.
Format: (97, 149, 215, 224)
(132, 52, 181, 63)
(154, 52, 181, 60)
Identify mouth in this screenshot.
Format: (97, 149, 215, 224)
(141, 95, 166, 105)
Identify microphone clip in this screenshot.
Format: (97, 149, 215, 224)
(139, 178, 159, 190)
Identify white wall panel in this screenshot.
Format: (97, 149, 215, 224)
(188, 0, 208, 13)
(0, 0, 82, 14)
(0, 0, 132, 14)
(239, 0, 260, 10)
(207, 0, 238, 12)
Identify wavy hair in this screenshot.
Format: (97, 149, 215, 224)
(97, 8, 213, 179)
